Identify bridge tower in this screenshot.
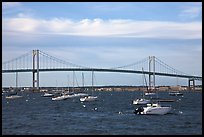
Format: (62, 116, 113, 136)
(32, 50, 40, 91)
(148, 56, 155, 91)
(188, 78, 195, 91)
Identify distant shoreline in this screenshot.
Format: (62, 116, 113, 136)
(2, 85, 202, 92)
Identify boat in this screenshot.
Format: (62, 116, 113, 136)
(145, 92, 156, 96)
(6, 74, 23, 99)
(132, 68, 151, 105)
(134, 102, 172, 115)
(133, 98, 151, 105)
(80, 71, 97, 102)
(74, 93, 89, 97)
(169, 77, 183, 96)
(52, 94, 67, 101)
(80, 95, 98, 102)
(134, 65, 172, 115)
(42, 92, 54, 97)
(5, 92, 22, 99)
(6, 94, 22, 99)
(169, 91, 183, 96)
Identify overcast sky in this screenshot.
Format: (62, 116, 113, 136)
(2, 2, 202, 87)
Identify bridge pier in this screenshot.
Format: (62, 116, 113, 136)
(32, 50, 40, 91)
(188, 78, 195, 91)
(149, 56, 155, 91)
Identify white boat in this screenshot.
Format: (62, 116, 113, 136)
(134, 103, 172, 115)
(133, 98, 151, 105)
(42, 92, 54, 97)
(80, 96, 98, 102)
(169, 92, 183, 96)
(52, 95, 67, 101)
(145, 92, 156, 96)
(74, 93, 89, 97)
(80, 71, 98, 102)
(6, 95, 22, 99)
(132, 68, 152, 105)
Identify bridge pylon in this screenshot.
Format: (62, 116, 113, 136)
(32, 50, 40, 91)
(148, 56, 155, 91)
(188, 78, 195, 91)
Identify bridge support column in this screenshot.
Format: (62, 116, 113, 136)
(149, 56, 155, 91)
(32, 50, 40, 91)
(32, 50, 35, 91)
(188, 79, 195, 91)
(37, 50, 39, 90)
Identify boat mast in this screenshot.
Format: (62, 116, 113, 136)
(91, 71, 94, 93)
(67, 74, 69, 92)
(56, 80, 58, 91)
(73, 71, 75, 92)
(16, 72, 18, 89)
(82, 72, 84, 92)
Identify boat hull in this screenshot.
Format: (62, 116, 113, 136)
(80, 96, 97, 102)
(134, 103, 172, 115)
(142, 106, 172, 115)
(52, 95, 66, 101)
(6, 95, 22, 99)
(169, 92, 183, 96)
(145, 92, 156, 96)
(42, 93, 54, 97)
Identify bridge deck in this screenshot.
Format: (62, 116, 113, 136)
(2, 68, 202, 80)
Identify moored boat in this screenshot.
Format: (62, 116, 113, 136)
(80, 95, 98, 102)
(133, 98, 151, 105)
(169, 91, 183, 96)
(134, 103, 172, 115)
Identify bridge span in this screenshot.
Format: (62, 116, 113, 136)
(2, 68, 202, 80)
(2, 50, 202, 91)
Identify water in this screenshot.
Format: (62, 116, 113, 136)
(2, 91, 202, 135)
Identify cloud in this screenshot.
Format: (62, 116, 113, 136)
(3, 17, 202, 39)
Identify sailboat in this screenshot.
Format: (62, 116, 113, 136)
(133, 68, 151, 105)
(6, 72, 22, 99)
(52, 80, 69, 101)
(42, 92, 54, 97)
(169, 76, 183, 96)
(80, 71, 97, 102)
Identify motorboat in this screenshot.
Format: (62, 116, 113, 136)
(134, 103, 172, 115)
(80, 96, 98, 102)
(169, 91, 183, 96)
(133, 98, 151, 105)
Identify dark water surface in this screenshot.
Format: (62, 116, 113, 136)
(2, 91, 202, 135)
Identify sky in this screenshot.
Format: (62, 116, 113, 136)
(2, 2, 202, 87)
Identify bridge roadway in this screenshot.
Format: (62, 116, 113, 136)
(2, 68, 202, 80)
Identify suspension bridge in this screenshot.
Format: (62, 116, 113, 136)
(2, 50, 202, 91)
